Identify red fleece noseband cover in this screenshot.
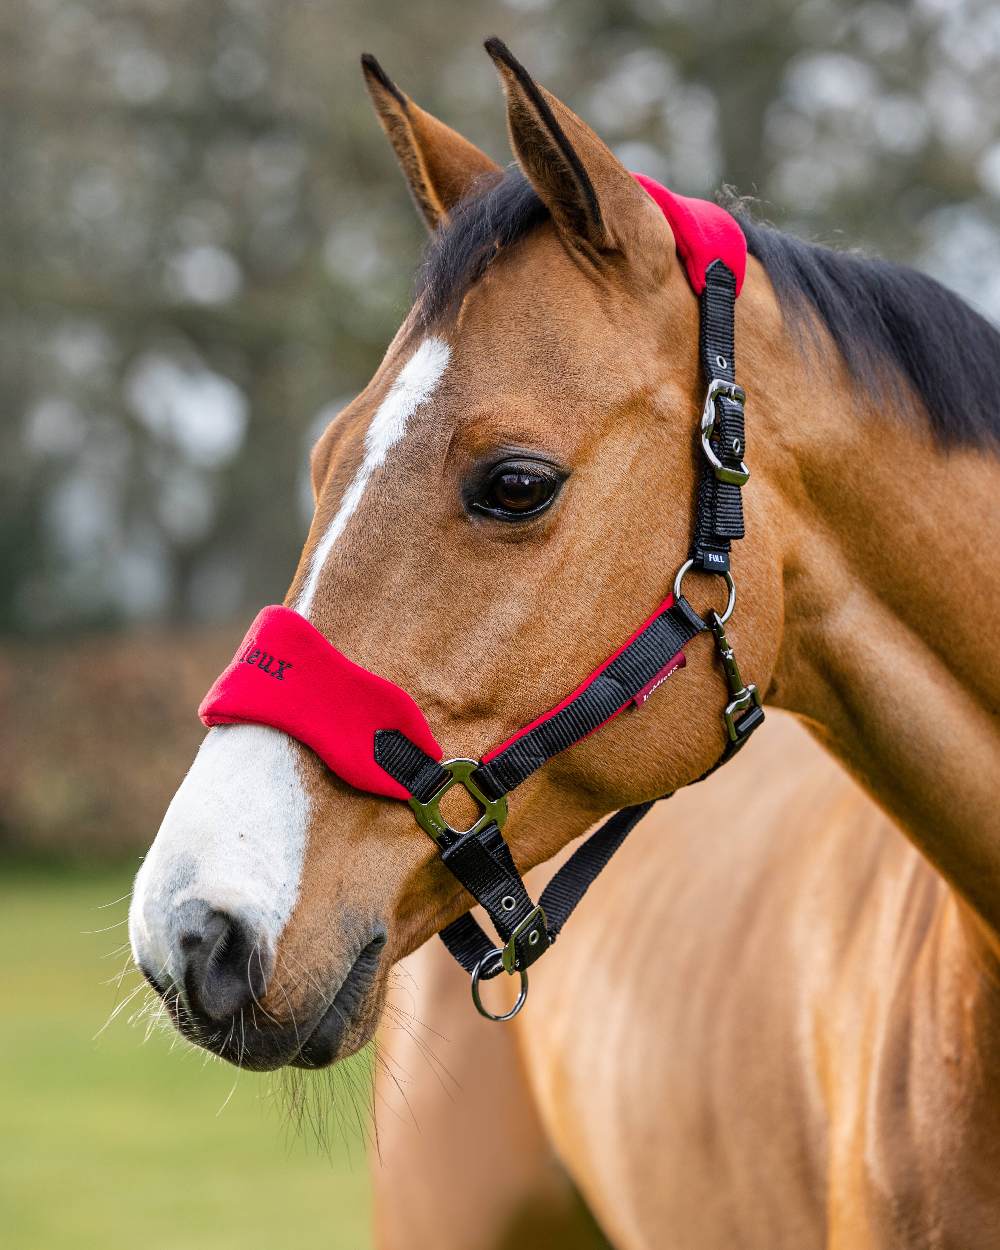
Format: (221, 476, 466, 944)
(199, 606, 441, 801)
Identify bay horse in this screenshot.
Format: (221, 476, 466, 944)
(128, 40, 1000, 1249)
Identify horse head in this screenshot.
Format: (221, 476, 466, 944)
(128, 41, 783, 1069)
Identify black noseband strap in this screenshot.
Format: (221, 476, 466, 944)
(375, 593, 706, 989)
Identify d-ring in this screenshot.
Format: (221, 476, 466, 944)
(471, 949, 529, 1022)
(673, 558, 736, 625)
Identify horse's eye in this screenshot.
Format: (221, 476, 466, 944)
(470, 460, 563, 521)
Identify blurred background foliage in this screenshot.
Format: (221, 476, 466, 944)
(4, 0, 1000, 857)
(4, 0, 998, 856)
(2, 4, 997, 1247)
(6, 0, 1000, 643)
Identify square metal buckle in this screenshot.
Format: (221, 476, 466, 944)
(501, 904, 547, 974)
(700, 379, 749, 487)
(407, 758, 509, 846)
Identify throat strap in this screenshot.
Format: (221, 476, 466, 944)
(439, 802, 655, 980)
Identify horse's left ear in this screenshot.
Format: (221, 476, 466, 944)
(361, 54, 501, 231)
(484, 38, 668, 265)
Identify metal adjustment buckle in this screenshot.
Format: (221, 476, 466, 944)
(700, 379, 749, 487)
(501, 903, 547, 974)
(708, 611, 764, 742)
(407, 758, 509, 845)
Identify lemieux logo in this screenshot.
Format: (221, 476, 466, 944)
(241, 646, 293, 681)
(632, 652, 686, 706)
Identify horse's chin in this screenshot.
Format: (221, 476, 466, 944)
(288, 977, 386, 1069)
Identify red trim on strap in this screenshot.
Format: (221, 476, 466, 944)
(632, 173, 746, 296)
(481, 594, 682, 764)
(199, 606, 441, 801)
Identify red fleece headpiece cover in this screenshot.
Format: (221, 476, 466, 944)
(632, 173, 746, 295)
(199, 606, 441, 801)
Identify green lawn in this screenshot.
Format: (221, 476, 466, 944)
(0, 864, 373, 1250)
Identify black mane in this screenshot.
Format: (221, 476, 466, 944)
(417, 167, 1000, 453)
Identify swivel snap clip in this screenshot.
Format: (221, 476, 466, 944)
(708, 611, 764, 743)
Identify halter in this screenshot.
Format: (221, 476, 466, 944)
(199, 175, 764, 1021)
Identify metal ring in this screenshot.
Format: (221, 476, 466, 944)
(673, 559, 737, 625)
(470, 950, 529, 1023)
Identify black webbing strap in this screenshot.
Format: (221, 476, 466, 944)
(471, 598, 705, 802)
(439, 800, 655, 979)
(373, 729, 450, 802)
(439, 820, 550, 974)
(692, 261, 746, 573)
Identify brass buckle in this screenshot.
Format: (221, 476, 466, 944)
(700, 379, 749, 487)
(407, 758, 508, 845)
(501, 904, 546, 974)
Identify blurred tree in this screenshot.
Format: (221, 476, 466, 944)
(1, 0, 997, 638)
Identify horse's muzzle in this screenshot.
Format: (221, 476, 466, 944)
(137, 906, 387, 1070)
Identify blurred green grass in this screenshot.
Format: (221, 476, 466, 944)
(0, 864, 373, 1250)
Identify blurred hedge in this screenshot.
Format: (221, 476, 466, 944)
(1, 627, 237, 860)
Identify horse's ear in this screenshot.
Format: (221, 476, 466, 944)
(361, 54, 501, 232)
(484, 38, 664, 263)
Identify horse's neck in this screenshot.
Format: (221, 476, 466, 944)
(761, 349, 1000, 942)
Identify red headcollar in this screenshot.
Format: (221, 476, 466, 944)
(199, 606, 441, 800)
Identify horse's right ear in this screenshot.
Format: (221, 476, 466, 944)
(361, 54, 500, 232)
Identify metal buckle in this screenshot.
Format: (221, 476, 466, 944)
(501, 903, 547, 974)
(708, 611, 763, 742)
(407, 758, 508, 845)
(700, 379, 749, 487)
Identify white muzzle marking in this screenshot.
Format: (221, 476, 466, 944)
(129, 337, 451, 988)
(129, 725, 310, 987)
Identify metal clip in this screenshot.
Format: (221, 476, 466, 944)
(700, 379, 750, 487)
(708, 611, 763, 742)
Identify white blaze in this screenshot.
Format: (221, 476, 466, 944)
(129, 337, 451, 985)
(295, 335, 451, 618)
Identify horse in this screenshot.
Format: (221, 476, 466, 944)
(372, 711, 983, 1250)
(128, 39, 1000, 1249)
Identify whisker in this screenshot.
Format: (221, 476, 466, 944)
(96, 890, 133, 910)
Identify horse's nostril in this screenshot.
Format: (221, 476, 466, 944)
(177, 902, 272, 1022)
